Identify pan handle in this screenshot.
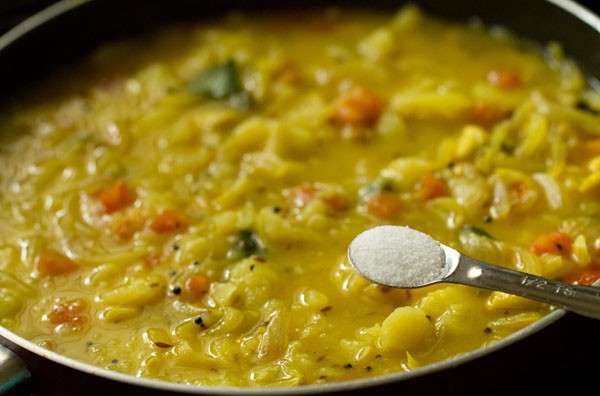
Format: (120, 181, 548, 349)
(0, 344, 31, 395)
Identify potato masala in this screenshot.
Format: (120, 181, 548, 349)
(1, 4, 600, 387)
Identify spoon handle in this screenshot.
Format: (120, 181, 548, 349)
(447, 253, 600, 320)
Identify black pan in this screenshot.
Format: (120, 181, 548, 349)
(0, 1, 600, 395)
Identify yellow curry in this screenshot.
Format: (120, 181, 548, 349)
(1, 5, 600, 387)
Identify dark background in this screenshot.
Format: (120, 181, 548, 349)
(1, 1, 600, 395)
(1, 0, 599, 34)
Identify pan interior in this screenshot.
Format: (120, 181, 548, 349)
(0, 0, 599, 393)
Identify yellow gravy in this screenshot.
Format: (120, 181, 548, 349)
(1, 4, 600, 387)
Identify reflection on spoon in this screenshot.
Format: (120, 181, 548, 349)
(347, 225, 600, 320)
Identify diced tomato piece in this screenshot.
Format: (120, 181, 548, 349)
(563, 267, 600, 285)
(289, 186, 318, 208)
(38, 251, 79, 276)
(469, 102, 507, 125)
(331, 86, 384, 126)
(367, 193, 402, 219)
(288, 185, 349, 214)
(323, 193, 350, 212)
(487, 69, 522, 89)
(531, 231, 573, 256)
(143, 252, 161, 268)
(276, 60, 302, 85)
(311, 13, 341, 33)
(150, 210, 189, 233)
(185, 275, 211, 300)
(47, 299, 87, 325)
(509, 181, 533, 203)
(115, 218, 137, 239)
(583, 138, 600, 156)
(98, 182, 136, 214)
(114, 214, 145, 240)
(416, 174, 448, 201)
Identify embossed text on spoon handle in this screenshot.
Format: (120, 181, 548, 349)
(447, 254, 600, 320)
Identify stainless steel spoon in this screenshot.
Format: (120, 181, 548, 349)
(347, 225, 600, 320)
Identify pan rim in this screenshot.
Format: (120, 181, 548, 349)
(0, 0, 597, 393)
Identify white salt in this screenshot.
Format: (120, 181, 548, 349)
(348, 225, 446, 288)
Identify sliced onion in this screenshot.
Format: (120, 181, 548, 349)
(532, 172, 562, 210)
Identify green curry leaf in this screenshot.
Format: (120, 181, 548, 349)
(228, 230, 266, 260)
(359, 176, 395, 201)
(188, 60, 243, 100)
(462, 225, 493, 239)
